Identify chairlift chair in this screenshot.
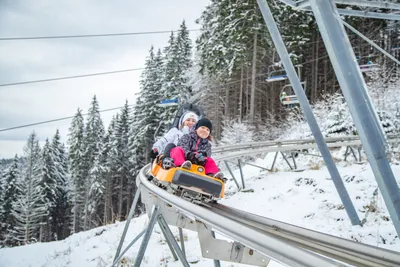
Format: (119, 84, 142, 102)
(280, 82, 306, 108)
(359, 62, 380, 73)
(265, 64, 288, 82)
(157, 98, 179, 107)
(354, 50, 380, 73)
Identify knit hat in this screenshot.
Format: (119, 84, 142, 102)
(195, 118, 212, 134)
(179, 111, 199, 127)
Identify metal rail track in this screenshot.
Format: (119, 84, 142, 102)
(209, 204, 400, 267)
(138, 165, 400, 267)
(213, 134, 400, 155)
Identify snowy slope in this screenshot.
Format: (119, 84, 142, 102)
(1, 150, 399, 267)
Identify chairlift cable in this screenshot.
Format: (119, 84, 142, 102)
(0, 29, 201, 41)
(0, 68, 145, 87)
(0, 104, 136, 132)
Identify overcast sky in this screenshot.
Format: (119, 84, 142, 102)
(0, 0, 209, 158)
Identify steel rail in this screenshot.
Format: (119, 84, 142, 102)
(213, 134, 399, 154)
(213, 136, 400, 161)
(210, 204, 400, 267)
(138, 165, 344, 267)
(213, 136, 361, 153)
(214, 140, 365, 161)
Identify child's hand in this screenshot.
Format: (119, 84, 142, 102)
(181, 126, 190, 134)
(198, 150, 208, 157)
(194, 153, 206, 165)
(149, 149, 158, 159)
(186, 152, 197, 162)
(186, 152, 206, 165)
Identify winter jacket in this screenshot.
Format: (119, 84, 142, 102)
(152, 126, 190, 153)
(177, 129, 212, 158)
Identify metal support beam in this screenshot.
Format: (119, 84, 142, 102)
(197, 221, 270, 266)
(344, 146, 350, 162)
(158, 221, 178, 261)
(300, 6, 400, 20)
(349, 147, 358, 162)
(238, 159, 245, 189)
(257, 0, 361, 226)
(342, 20, 400, 67)
(133, 205, 159, 267)
(158, 215, 190, 267)
(224, 160, 241, 189)
(296, 0, 400, 9)
(270, 151, 279, 171)
(280, 152, 293, 170)
(291, 152, 298, 169)
(337, 9, 400, 21)
(345, 146, 359, 162)
(358, 146, 362, 162)
(111, 229, 146, 267)
(114, 190, 141, 262)
(332, 0, 400, 9)
(179, 228, 186, 258)
(242, 162, 271, 172)
(309, 0, 400, 237)
(211, 231, 221, 267)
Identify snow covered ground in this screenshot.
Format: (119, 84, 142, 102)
(1, 148, 399, 267)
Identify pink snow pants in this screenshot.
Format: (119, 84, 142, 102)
(170, 147, 219, 174)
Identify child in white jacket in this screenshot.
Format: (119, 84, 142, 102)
(150, 111, 199, 158)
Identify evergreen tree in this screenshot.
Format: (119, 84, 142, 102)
(137, 47, 164, 154)
(51, 130, 72, 240)
(38, 139, 57, 242)
(101, 115, 119, 224)
(12, 132, 47, 245)
(67, 108, 85, 233)
(161, 22, 193, 123)
(83, 95, 105, 230)
(0, 155, 20, 246)
(174, 21, 193, 101)
(129, 97, 146, 216)
(114, 102, 134, 220)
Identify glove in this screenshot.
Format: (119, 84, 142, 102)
(198, 150, 208, 157)
(149, 149, 158, 159)
(186, 152, 197, 162)
(187, 152, 206, 165)
(195, 153, 207, 166)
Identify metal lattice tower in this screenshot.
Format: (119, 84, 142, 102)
(259, 0, 400, 237)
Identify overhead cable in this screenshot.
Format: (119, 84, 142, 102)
(0, 29, 200, 41)
(0, 105, 135, 132)
(0, 68, 144, 87)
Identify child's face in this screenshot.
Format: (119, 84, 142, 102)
(196, 126, 210, 139)
(183, 118, 197, 128)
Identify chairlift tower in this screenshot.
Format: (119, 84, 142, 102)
(260, 0, 400, 238)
